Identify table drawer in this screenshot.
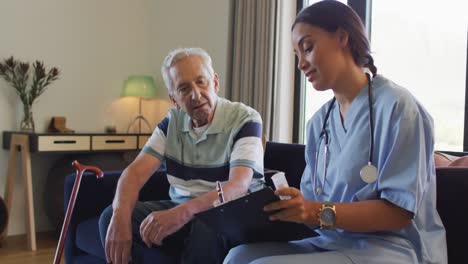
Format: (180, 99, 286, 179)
(138, 135, 151, 149)
(37, 136, 90, 151)
(92, 136, 137, 150)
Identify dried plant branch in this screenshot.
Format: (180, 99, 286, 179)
(0, 56, 60, 106)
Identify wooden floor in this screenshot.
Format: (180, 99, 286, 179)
(0, 232, 59, 264)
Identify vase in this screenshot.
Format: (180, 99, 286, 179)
(20, 103, 35, 132)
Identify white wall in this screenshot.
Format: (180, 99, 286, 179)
(0, 0, 230, 236)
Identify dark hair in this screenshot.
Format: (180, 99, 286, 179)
(293, 0, 377, 76)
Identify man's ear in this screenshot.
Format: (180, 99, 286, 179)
(169, 94, 180, 109)
(213, 73, 220, 94)
(337, 28, 349, 48)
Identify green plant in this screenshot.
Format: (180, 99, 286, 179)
(0, 56, 60, 131)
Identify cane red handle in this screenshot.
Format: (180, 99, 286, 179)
(72, 160, 104, 179)
(53, 160, 104, 264)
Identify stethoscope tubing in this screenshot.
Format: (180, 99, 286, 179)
(313, 72, 374, 195)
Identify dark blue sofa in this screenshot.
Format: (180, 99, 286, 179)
(64, 142, 467, 263)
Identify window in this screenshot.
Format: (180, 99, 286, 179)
(371, 0, 467, 151)
(296, 0, 468, 151)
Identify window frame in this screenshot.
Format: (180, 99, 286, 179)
(293, 0, 468, 152)
(464, 30, 468, 151)
(292, 0, 305, 143)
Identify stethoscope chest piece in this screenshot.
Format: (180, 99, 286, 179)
(360, 163, 378, 183)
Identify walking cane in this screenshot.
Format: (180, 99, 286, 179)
(53, 160, 104, 264)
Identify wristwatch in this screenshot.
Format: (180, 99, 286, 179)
(319, 202, 336, 228)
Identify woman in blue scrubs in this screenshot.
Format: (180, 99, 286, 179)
(224, 1, 447, 263)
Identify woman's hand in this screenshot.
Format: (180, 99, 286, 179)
(264, 187, 320, 226)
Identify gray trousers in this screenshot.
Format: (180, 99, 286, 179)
(223, 238, 419, 264)
(99, 200, 231, 264)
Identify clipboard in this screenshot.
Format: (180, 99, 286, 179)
(195, 187, 318, 244)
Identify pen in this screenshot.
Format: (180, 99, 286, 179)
(216, 181, 225, 203)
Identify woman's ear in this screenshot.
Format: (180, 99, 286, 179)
(337, 28, 349, 48)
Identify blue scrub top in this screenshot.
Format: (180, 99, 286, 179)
(301, 75, 447, 263)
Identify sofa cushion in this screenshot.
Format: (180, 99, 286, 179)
(264, 142, 306, 188)
(448, 155, 468, 167)
(76, 217, 105, 260)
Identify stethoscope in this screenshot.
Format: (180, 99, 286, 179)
(313, 69, 378, 196)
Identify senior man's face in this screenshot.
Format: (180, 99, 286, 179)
(169, 55, 219, 127)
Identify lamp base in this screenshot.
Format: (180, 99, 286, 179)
(127, 115, 152, 133)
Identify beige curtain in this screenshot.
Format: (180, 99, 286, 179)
(228, 0, 278, 140)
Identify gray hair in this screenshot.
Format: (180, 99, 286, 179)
(161, 47, 215, 94)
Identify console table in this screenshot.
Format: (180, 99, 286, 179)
(1, 131, 151, 250)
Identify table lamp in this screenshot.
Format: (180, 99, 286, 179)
(121, 75, 157, 133)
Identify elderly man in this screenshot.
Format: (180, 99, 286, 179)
(98, 47, 264, 264)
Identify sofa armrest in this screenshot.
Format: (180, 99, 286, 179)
(64, 171, 121, 263)
(435, 167, 468, 263)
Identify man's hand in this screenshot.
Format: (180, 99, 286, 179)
(105, 213, 133, 264)
(140, 206, 192, 247)
(263, 187, 319, 226)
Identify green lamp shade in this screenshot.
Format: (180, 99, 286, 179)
(121, 75, 157, 98)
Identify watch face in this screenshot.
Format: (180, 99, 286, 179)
(321, 208, 336, 225)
